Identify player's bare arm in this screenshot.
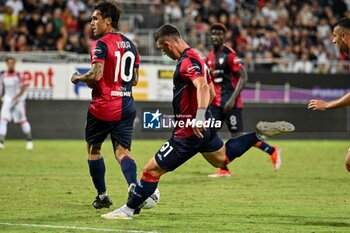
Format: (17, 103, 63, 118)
(132, 68, 139, 86)
(308, 92, 350, 110)
(208, 82, 216, 103)
(71, 62, 104, 87)
(192, 77, 210, 138)
(223, 68, 248, 113)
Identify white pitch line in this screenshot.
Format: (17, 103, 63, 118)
(0, 222, 158, 233)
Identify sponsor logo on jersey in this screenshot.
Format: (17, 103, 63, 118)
(187, 65, 201, 74)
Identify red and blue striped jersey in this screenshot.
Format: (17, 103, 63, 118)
(206, 45, 244, 108)
(89, 33, 139, 121)
(173, 48, 211, 138)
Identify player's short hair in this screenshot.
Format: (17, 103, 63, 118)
(5, 56, 16, 62)
(94, 2, 122, 30)
(155, 24, 181, 42)
(210, 23, 227, 33)
(335, 17, 350, 31)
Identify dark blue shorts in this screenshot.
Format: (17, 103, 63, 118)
(209, 105, 243, 133)
(154, 127, 224, 171)
(85, 111, 136, 150)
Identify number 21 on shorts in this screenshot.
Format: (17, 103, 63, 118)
(158, 141, 174, 159)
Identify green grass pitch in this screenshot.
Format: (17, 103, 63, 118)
(0, 139, 349, 233)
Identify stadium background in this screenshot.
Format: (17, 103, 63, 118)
(0, 0, 350, 139)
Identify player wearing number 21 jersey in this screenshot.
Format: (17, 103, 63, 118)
(71, 2, 139, 211)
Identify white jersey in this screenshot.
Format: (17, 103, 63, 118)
(0, 71, 26, 101)
(0, 71, 27, 123)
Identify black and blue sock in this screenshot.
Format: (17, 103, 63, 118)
(88, 157, 106, 195)
(121, 156, 137, 186)
(255, 141, 275, 155)
(225, 132, 260, 162)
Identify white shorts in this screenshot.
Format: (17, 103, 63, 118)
(0, 99, 27, 123)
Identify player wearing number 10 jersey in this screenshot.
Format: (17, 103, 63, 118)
(71, 2, 139, 210)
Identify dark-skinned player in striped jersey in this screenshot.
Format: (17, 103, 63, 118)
(206, 23, 282, 177)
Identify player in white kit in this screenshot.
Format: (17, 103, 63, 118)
(0, 57, 33, 149)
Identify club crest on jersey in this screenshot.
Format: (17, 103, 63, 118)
(218, 57, 224, 64)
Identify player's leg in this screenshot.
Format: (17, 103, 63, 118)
(208, 105, 232, 177)
(254, 140, 281, 171)
(202, 121, 295, 168)
(15, 101, 33, 150)
(345, 149, 350, 172)
(0, 100, 12, 148)
(85, 111, 112, 209)
(111, 112, 137, 187)
(102, 137, 198, 219)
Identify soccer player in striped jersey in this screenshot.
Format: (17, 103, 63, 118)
(101, 24, 294, 220)
(0, 57, 33, 150)
(71, 2, 139, 210)
(308, 17, 350, 172)
(206, 23, 282, 177)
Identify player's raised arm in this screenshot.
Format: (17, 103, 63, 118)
(308, 92, 350, 110)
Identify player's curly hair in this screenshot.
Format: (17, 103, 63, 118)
(94, 2, 122, 30)
(210, 23, 227, 33)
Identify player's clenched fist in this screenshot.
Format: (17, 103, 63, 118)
(71, 72, 80, 84)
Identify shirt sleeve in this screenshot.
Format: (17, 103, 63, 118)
(227, 52, 245, 72)
(91, 40, 108, 64)
(180, 57, 206, 82)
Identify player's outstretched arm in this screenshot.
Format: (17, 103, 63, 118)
(71, 62, 104, 86)
(308, 92, 350, 110)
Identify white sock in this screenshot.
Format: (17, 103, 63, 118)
(0, 120, 8, 138)
(98, 192, 107, 199)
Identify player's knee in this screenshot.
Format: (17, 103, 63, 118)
(88, 143, 102, 159)
(114, 146, 130, 162)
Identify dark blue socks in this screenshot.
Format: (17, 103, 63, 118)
(127, 179, 158, 209)
(88, 157, 106, 195)
(121, 156, 137, 186)
(225, 132, 260, 161)
(255, 141, 275, 154)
